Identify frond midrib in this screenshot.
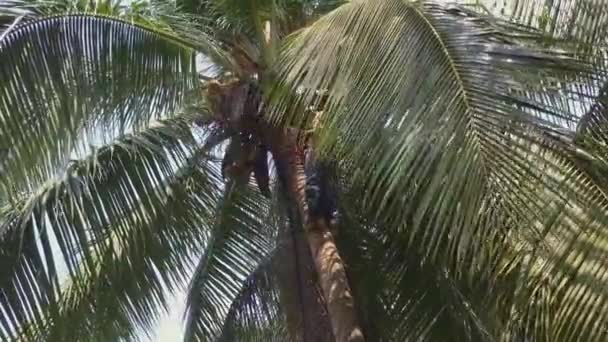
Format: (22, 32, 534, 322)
(409, 3, 489, 180)
(410, 4, 472, 116)
(1, 13, 197, 51)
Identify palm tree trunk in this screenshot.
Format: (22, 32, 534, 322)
(208, 77, 363, 341)
(275, 209, 334, 342)
(268, 130, 365, 342)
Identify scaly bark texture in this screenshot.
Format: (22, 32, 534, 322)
(267, 130, 365, 342)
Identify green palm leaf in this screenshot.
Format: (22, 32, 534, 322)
(3, 1, 608, 341)
(216, 256, 288, 342)
(577, 82, 608, 145)
(270, 1, 608, 340)
(336, 192, 520, 341)
(183, 184, 279, 342)
(0, 14, 199, 192)
(29, 162, 224, 341)
(0, 115, 213, 340)
(271, 0, 601, 262)
(468, 0, 608, 47)
(521, 80, 608, 341)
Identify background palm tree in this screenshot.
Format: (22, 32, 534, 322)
(1, 0, 608, 341)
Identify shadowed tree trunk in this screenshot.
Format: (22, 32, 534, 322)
(267, 129, 365, 342)
(275, 205, 334, 342)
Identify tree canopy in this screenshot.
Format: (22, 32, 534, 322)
(1, 0, 608, 341)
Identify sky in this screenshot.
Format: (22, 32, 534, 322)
(147, 290, 188, 341)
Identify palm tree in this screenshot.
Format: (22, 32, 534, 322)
(2, 0, 608, 341)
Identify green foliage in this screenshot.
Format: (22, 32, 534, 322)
(0, 13, 198, 194)
(2, 0, 608, 341)
(183, 184, 282, 341)
(270, 0, 608, 340)
(216, 257, 288, 342)
(0, 113, 228, 339)
(466, 0, 608, 53)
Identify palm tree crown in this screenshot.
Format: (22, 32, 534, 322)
(1, 0, 608, 341)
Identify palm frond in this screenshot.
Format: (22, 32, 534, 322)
(577, 81, 608, 144)
(28, 161, 224, 342)
(518, 79, 608, 341)
(205, 184, 332, 342)
(272, 0, 588, 269)
(269, 1, 608, 340)
(183, 184, 279, 342)
(465, 0, 608, 48)
(0, 0, 129, 18)
(0, 0, 234, 68)
(216, 256, 288, 342)
(0, 115, 214, 340)
(335, 190, 519, 341)
(0, 14, 200, 192)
